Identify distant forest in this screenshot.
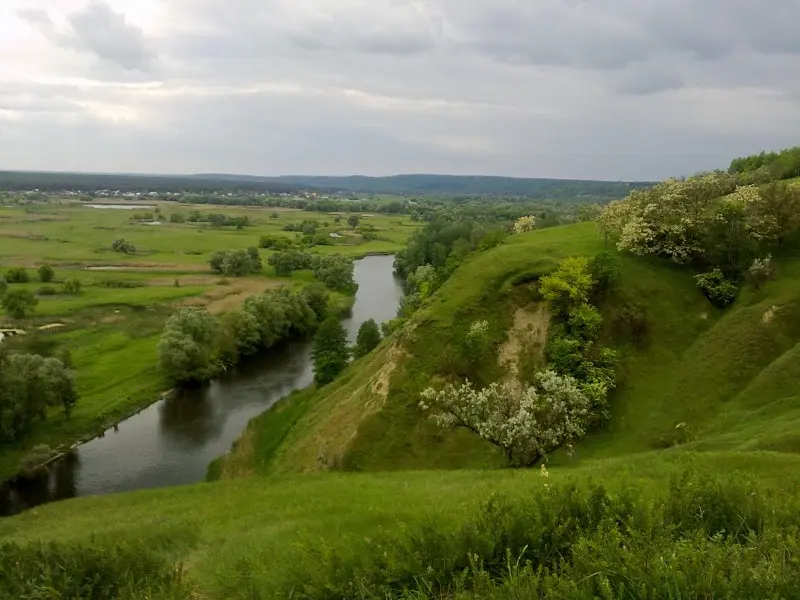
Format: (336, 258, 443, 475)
(200, 173, 652, 199)
(0, 170, 650, 199)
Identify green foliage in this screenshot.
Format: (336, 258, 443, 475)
(611, 302, 649, 346)
(301, 283, 330, 322)
(1, 288, 38, 319)
(37, 263, 54, 283)
(354, 319, 382, 358)
(311, 254, 358, 294)
(209, 248, 262, 276)
(5, 267, 30, 283)
(158, 307, 221, 384)
(62, 278, 82, 294)
(0, 531, 194, 600)
(567, 303, 604, 341)
(313, 317, 350, 386)
(268, 249, 313, 276)
(462, 319, 492, 367)
(695, 269, 738, 308)
(539, 256, 593, 316)
(589, 250, 621, 294)
(258, 234, 293, 250)
(0, 353, 78, 442)
(111, 238, 136, 254)
(37, 285, 57, 296)
(730, 145, 800, 181)
(0, 277, 6, 296)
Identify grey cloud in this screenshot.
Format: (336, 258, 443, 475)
(65, 1, 155, 71)
(19, 1, 156, 72)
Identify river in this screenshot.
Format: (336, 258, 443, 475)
(0, 255, 403, 516)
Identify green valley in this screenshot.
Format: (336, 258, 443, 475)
(4, 146, 800, 599)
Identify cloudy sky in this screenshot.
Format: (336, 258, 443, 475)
(1, 0, 799, 180)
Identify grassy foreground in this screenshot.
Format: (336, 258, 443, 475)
(0, 201, 416, 478)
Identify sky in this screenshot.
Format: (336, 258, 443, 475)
(1, 0, 799, 181)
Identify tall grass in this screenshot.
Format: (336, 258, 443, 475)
(257, 469, 800, 600)
(0, 527, 196, 600)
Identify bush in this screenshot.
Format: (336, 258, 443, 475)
(60, 279, 80, 294)
(209, 249, 262, 276)
(695, 269, 738, 307)
(37, 285, 57, 296)
(0, 277, 7, 296)
(111, 238, 136, 254)
(589, 251, 621, 293)
(94, 278, 145, 288)
(259, 234, 293, 250)
(313, 317, 350, 386)
(6, 267, 30, 283)
(37, 263, 54, 282)
(1, 288, 38, 319)
(749, 254, 775, 289)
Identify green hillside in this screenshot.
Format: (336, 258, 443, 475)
(5, 172, 800, 597)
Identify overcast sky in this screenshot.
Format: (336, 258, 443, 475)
(1, 0, 799, 181)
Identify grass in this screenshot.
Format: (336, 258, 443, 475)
(4, 452, 800, 598)
(0, 201, 417, 478)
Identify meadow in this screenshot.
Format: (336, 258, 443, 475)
(0, 199, 417, 478)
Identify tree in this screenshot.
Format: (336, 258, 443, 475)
(0, 353, 77, 442)
(420, 371, 590, 466)
(6, 267, 30, 283)
(158, 307, 220, 384)
(513, 215, 537, 234)
(347, 215, 360, 229)
(695, 269, 738, 308)
(462, 320, 491, 366)
(301, 283, 329, 322)
(209, 249, 261, 276)
(539, 256, 594, 316)
(311, 255, 357, 294)
(111, 239, 136, 254)
(62, 279, 82, 295)
(313, 317, 350, 386)
(37, 264, 54, 283)
(1, 289, 38, 319)
(354, 319, 381, 358)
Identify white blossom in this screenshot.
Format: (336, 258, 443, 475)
(513, 215, 537, 234)
(420, 371, 590, 466)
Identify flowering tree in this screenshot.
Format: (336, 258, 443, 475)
(513, 215, 537, 234)
(420, 371, 590, 466)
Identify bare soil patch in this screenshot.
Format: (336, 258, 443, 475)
(180, 278, 283, 314)
(498, 303, 551, 394)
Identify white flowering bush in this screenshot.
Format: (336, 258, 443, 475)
(513, 215, 537, 234)
(420, 370, 590, 466)
(749, 255, 775, 289)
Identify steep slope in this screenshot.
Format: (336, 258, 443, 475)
(216, 221, 800, 475)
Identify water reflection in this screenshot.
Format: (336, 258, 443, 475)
(1, 255, 403, 516)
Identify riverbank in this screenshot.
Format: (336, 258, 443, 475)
(0, 293, 357, 484)
(0, 255, 400, 514)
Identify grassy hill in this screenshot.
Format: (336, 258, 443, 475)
(5, 218, 800, 598)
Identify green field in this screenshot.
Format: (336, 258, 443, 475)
(0, 201, 417, 478)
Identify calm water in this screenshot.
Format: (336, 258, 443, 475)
(86, 203, 156, 210)
(0, 255, 403, 515)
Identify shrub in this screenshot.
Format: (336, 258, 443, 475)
(111, 238, 136, 254)
(0, 277, 7, 296)
(539, 256, 593, 316)
(94, 278, 144, 288)
(695, 269, 738, 307)
(6, 267, 30, 283)
(1, 289, 38, 319)
(259, 234, 293, 250)
(749, 254, 775, 289)
(513, 215, 537, 234)
(37, 263, 54, 282)
(209, 249, 261, 276)
(589, 250, 621, 293)
(37, 285, 57, 296)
